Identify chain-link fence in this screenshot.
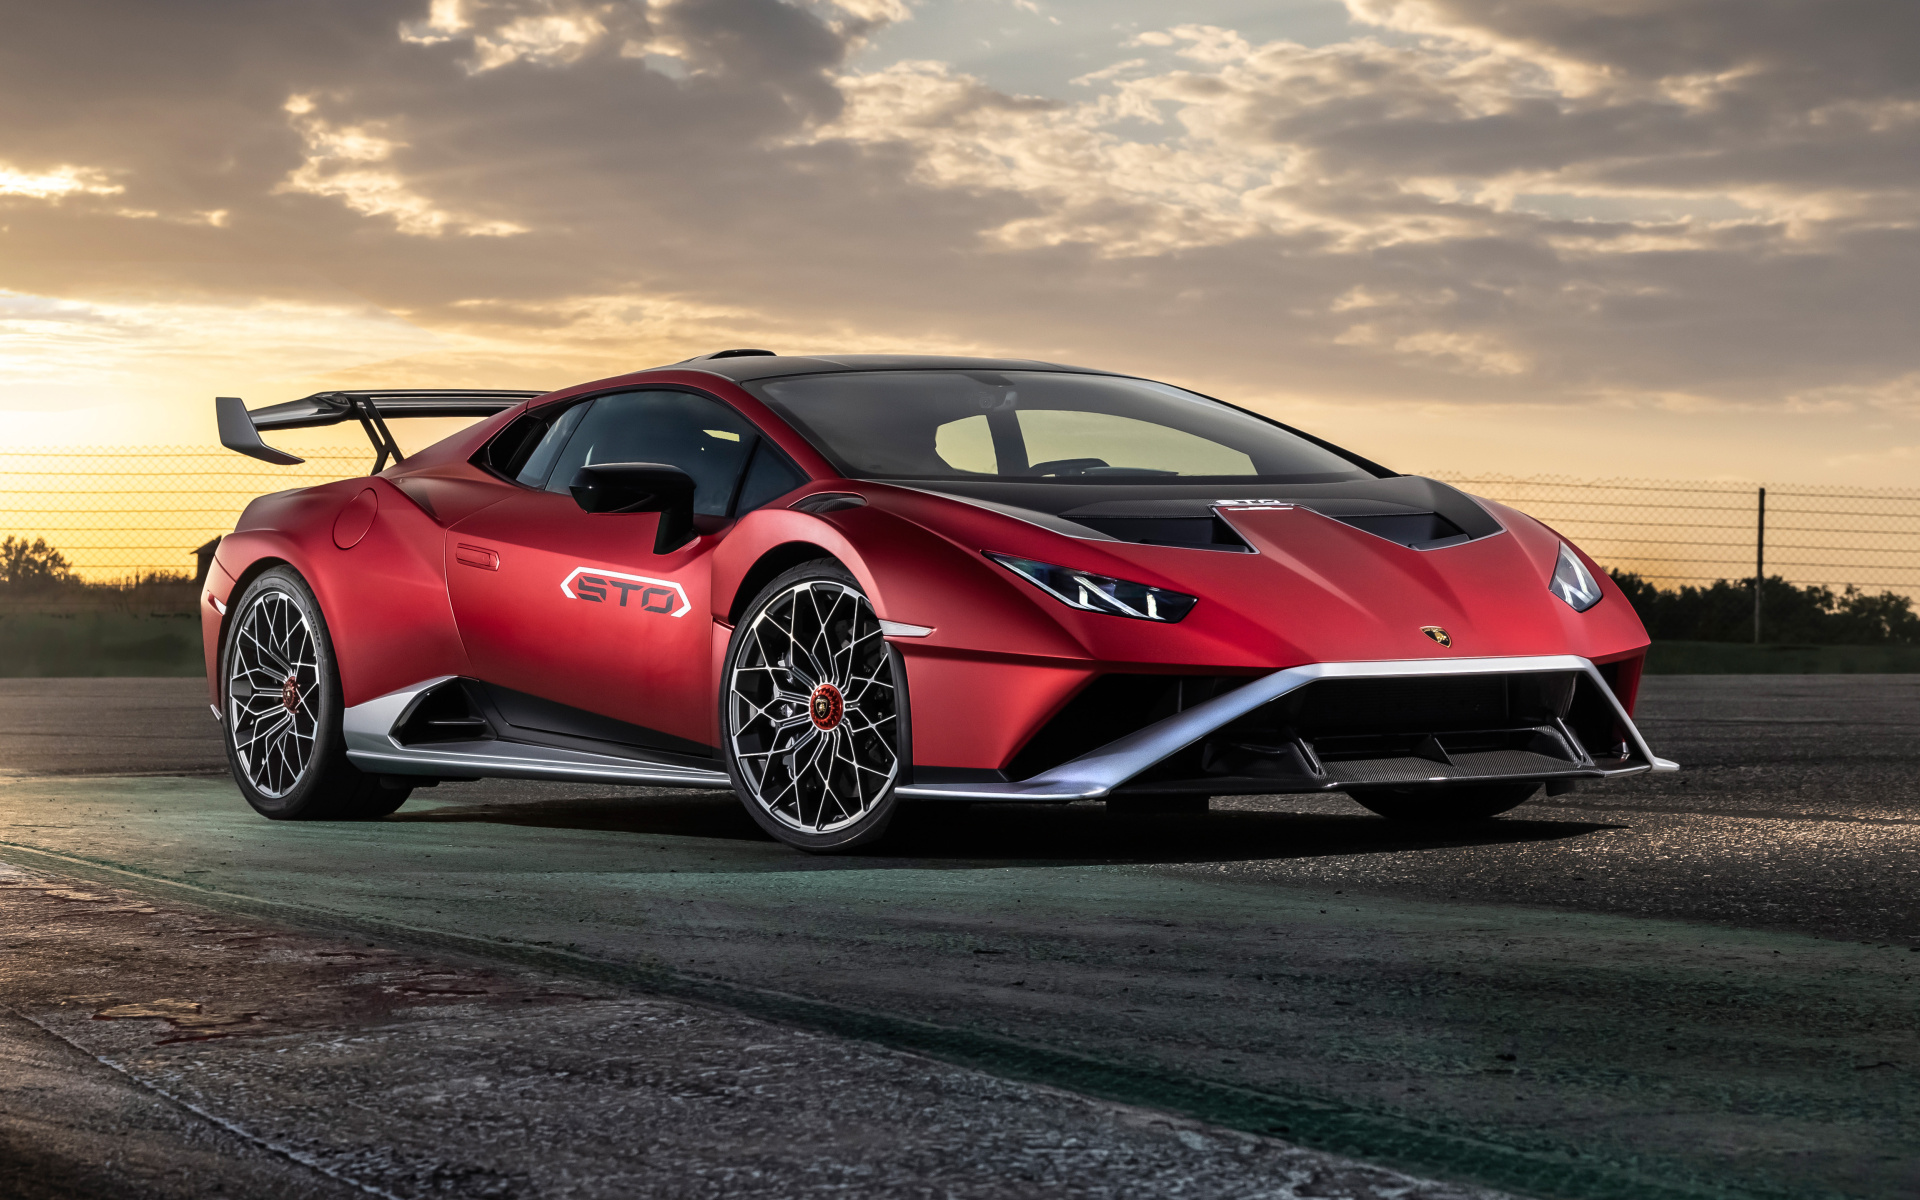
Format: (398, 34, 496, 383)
(1436, 475, 1920, 602)
(1, 447, 1916, 603)
(0, 447, 371, 582)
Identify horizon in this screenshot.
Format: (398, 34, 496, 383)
(2, 0, 1918, 488)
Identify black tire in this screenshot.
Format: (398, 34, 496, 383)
(720, 560, 908, 852)
(1348, 782, 1539, 822)
(220, 566, 410, 820)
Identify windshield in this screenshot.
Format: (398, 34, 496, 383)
(750, 371, 1372, 483)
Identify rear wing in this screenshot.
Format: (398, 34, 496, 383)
(216, 389, 548, 472)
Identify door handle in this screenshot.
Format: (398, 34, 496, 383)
(455, 543, 500, 571)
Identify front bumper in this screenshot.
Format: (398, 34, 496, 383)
(894, 654, 1676, 801)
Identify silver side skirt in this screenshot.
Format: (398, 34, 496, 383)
(893, 654, 1677, 801)
(342, 677, 732, 789)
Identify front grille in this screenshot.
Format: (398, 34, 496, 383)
(1116, 669, 1635, 795)
(1256, 673, 1578, 738)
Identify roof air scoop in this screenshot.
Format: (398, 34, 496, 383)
(679, 348, 778, 361)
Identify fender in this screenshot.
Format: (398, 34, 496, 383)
(710, 498, 1110, 772)
(208, 480, 472, 710)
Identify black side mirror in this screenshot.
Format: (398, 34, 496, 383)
(570, 462, 697, 554)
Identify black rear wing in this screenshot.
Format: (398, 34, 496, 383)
(216, 389, 547, 472)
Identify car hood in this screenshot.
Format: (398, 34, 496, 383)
(862, 477, 1648, 669)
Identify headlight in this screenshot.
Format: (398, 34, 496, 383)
(1550, 542, 1602, 612)
(986, 553, 1198, 623)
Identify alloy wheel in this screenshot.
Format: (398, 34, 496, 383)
(226, 588, 320, 799)
(727, 579, 901, 834)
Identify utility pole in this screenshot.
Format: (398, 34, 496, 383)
(1754, 486, 1766, 644)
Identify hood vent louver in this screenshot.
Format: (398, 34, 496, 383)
(1321, 510, 1471, 550)
(1065, 514, 1254, 552)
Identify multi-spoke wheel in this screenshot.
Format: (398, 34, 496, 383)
(227, 586, 318, 799)
(722, 562, 907, 851)
(220, 567, 409, 820)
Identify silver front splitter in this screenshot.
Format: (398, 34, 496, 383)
(893, 654, 1677, 801)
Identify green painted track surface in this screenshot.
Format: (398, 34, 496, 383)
(3, 775, 1915, 1200)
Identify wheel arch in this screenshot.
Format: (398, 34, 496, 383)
(217, 554, 292, 650)
(208, 550, 300, 701)
(725, 540, 845, 625)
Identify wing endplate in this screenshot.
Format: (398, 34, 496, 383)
(216, 395, 305, 466)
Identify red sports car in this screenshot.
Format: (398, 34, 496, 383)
(205, 352, 1674, 850)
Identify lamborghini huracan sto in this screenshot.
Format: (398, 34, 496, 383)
(204, 352, 1675, 850)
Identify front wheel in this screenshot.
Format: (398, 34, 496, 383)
(221, 566, 409, 820)
(1348, 782, 1539, 823)
(721, 561, 907, 852)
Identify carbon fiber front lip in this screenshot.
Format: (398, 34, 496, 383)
(894, 654, 1677, 801)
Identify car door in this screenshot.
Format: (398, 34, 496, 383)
(446, 387, 799, 753)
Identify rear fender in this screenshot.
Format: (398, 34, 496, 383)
(210, 480, 471, 710)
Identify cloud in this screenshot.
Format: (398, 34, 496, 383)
(277, 96, 529, 236)
(0, 162, 122, 201)
(0, 0, 1915, 480)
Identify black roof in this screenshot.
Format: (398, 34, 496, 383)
(668, 353, 1121, 383)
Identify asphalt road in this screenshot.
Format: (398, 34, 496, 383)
(2, 675, 1917, 1199)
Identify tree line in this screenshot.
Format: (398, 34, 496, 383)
(0, 536, 191, 593)
(1609, 572, 1918, 645)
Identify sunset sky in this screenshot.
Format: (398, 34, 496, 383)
(2, 0, 1917, 483)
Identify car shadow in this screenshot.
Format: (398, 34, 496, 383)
(387, 791, 1616, 869)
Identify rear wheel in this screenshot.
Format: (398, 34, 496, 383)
(1348, 782, 1539, 822)
(721, 562, 906, 852)
(221, 566, 409, 820)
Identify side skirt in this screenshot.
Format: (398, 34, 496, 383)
(342, 677, 733, 790)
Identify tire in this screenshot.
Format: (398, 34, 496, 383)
(720, 560, 907, 852)
(1348, 782, 1539, 822)
(220, 566, 410, 820)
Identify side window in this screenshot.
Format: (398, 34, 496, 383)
(514, 401, 594, 487)
(933, 414, 996, 473)
(544, 390, 756, 516)
(733, 442, 807, 514)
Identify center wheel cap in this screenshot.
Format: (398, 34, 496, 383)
(808, 683, 845, 731)
(280, 675, 301, 714)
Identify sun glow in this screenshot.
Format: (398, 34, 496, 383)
(0, 163, 122, 200)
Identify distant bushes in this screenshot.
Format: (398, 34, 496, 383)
(0, 536, 197, 615)
(1611, 572, 1920, 645)
(0, 536, 77, 586)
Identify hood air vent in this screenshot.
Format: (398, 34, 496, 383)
(1065, 514, 1253, 552)
(1322, 510, 1470, 550)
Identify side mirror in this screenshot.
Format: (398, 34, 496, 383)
(570, 462, 697, 554)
